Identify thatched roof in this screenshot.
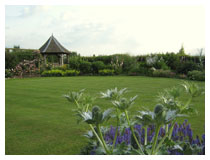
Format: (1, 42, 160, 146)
(39, 35, 70, 54)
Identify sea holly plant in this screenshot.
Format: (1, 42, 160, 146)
(64, 82, 204, 155)
(157, 81, 204, 141)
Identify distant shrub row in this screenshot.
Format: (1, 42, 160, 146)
(5, 47, 205, 81)
(41, 69, 80, 77)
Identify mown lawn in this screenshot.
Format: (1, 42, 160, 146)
(5, 76, 205, 155)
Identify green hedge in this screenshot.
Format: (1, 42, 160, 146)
(98, 69, 115, 76)
(152, 69, 176, 78)
(41, 69, 80, 77)
(187, 70, 205, 81)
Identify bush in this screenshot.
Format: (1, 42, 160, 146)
(5, 50, 41, 69)
(187, 70, 205, 81)
(5, 69, 13, 78)
(79, 60, 92, 74)
(155, 59, 170, 70)
(92, 61, 105, 73)
(176, 61, 198, 74)
(177, 74, 187, 79)
(59, 64, 68, 71)
(153, 69, 176, 78)
(41, 69, 64, 77)
(128, 64, 140, 76)
(64, 70, 80, 76)
(163, 52, 180, 70)
(98, 69, 115, 76)
(69, 56, 80, 70)
(5, 53, 18, 69)
(138, 62, 152, 76)
(41, 69, 80, 77)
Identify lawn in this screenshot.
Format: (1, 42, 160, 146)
(5, 76, 205, 155)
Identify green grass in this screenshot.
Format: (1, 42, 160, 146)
(5, 76, 205, 155)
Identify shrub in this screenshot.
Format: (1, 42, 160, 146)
(79, 60, 92, 74)
(99, 69, 115, 76)
(41, 69, 64, 77)
(155, 59, 170, 70)
(59, 64, 68, 71)
(187, 70, 205, 81)
(64, 70, 80, 76)
(163, 53, 180, 70)
(153, 69, 176, 78)
(5, 69, 13, 78)
(5, 53, 18, 69)
(69, 56, 80, 70)
(128, 64, 140, 76)
(5, 50, 41, 70)
(176, 61, 198, 74)
(178, 74, 187, 79)
(138, 62, 152, 76)
(92, 61, 105, 73)
(41, 69, 80, 77)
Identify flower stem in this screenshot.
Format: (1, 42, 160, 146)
(168, 121, 176, 140)
(165, 124, 169, 134)
(85, 104, 89, 112)
(89, 124, 103, 145)
(144, 126, 148, 145)
(97, 124, 110, 154)
(112, 109, 120, 152)
(75, 100, 80, 108)
(124, 110, 144, 154)
(155, 130, 168, 153)
(151, 125, 161, 155)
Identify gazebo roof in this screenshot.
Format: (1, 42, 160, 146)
(39, 35, 70, 54)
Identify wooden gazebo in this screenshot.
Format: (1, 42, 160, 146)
(39, 34, 71, 66)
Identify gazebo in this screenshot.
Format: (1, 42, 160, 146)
(39, 34, 71, 66)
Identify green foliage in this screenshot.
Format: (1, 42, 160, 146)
(99, 69, 115, 76)
(92, 61, 105, 74)
(100, 88, 127, 100)
(112, 96, 138, 111)
(152, 69, 176, 78)
(182, 81, 204, 98)
(79, 60, 92, 74)
(155, 58, 170, 70)
(64, 89, 85, 103)
(69, 56, 81, 70)
(79, 106, 113, 125)
(64, 70, 80, 76)
(135, 111, 155, 126)
(163, 52, 179, 71)
(176, 61, 199, 74)
(177, 45, 186, 56)
(41, 69, 63, 77)
(187, 70, 205, 81)
(5, 53, 18, 69)
(138, 62, 151, 75)
(5, 69, 14, 78)
(41, 69, 80, 77)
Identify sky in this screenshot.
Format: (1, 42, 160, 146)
(5, 5, 205, 56)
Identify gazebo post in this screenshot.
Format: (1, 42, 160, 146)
(61, 54, 64, 66)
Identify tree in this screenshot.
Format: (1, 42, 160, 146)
(177, 45, 185, 55)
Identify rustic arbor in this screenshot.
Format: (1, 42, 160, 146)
(39, 34, 71, 66)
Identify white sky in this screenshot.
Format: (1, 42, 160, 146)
(5, 5, 205, 56)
